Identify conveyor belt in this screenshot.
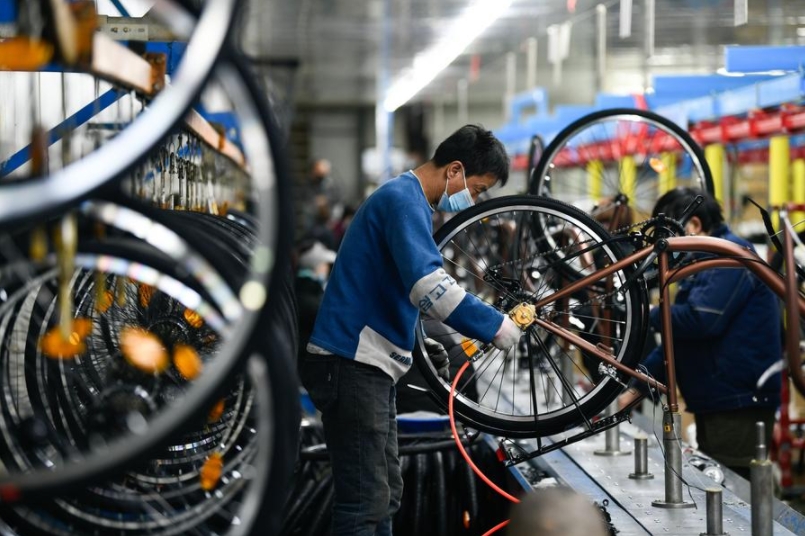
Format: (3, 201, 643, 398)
(500, 418, 805, 535)
(479, 372, 805, 535)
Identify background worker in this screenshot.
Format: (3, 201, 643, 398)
(620, 187, 781, 478)
(507, 487, 608, 536)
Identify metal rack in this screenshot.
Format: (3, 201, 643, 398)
(496, 46, 805, 175)
(0, 5, 247, 177)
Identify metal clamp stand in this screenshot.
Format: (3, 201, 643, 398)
(652, 410, 694, 508)
(629, 435, 654, 479)
(701, 487, 728, 536)
(595, 402, 631, 456)
(751, 421, 773, 536)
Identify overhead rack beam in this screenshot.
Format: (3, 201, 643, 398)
(90, 32, 156, 96)
(98, 15, 178, 42)
(725, 46, 805, 73)
(690, 107, 805, 146)
(0, 24, 247, 172)
(184, 108, 247, 170)
(91, 33, 247, 170)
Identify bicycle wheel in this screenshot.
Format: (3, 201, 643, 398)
(0, 29, 293, 500)
(0, 215, 296, 533)
(0, 354, 276, 536)
(0, 228, 232, 488)
(525, 134, 545, 193)
(414, 195, 648, 437)
(530, 108, 714, 229)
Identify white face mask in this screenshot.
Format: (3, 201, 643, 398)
(436, 167, 473, 212)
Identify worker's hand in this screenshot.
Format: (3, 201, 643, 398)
(492, 316, 521, 352)
(618, 386, 642, 411)
(424, 337, 450, 381)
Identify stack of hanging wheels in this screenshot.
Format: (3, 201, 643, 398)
(0, 1, 297, 535)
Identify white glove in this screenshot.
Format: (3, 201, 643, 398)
(424, 337, 450, 381)
(492, 316, 521, 351)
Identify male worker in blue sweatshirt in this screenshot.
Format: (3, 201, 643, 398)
(299, 124, 521, 535)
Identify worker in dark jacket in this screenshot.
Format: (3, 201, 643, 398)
(621, 187, 781, 478)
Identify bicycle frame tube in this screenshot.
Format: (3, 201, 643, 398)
(532, 246, 669, 396)
(665, 237, 800, 308)
(783, 220, 805, 397)
(532, 235, 805, 409)
(657, 250, 680, 411)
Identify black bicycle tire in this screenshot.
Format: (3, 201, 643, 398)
(0, 241, 242, 476)
(527, 108, 714, 283)
(525, 134, 545, 194)
(530, 108, 714, 198)
(0, 240, 292, 535)
(0, 355, 276, 536)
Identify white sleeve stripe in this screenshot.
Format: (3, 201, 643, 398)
(693, 306, 724, 315)
(409, 268, 467, 321)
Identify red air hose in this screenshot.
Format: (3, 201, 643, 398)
(449, 360, 519, 535)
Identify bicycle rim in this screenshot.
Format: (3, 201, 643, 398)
(530, 108, 714, 226)
(415, 195, 647, 437)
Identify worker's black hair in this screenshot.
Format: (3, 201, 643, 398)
(652, 187, 724, 233)
(432, 124, 509, 186)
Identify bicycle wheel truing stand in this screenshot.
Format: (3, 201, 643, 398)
(652, 409, 694, 509)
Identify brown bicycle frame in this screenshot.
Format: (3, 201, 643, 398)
(531, 233, 805, 413)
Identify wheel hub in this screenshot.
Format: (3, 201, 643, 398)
(509, 302, 537, 330)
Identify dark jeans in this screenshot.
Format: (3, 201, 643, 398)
(695, 407, 776, 479)
(299, 352, 403, 536)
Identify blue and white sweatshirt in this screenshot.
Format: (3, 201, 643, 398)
(307, 171, 504, 382)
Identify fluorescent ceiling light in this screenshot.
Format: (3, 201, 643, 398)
(383, 0, 513, 112)
(716, 67, 788, 76)
(96, 0, 155, 16)
(716, 67, 745, 77)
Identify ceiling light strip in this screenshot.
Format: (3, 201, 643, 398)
(383, 0, 513, 112)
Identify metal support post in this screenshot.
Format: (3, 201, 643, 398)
(701, 487, 728, 536)
(769, 134, 790, 230)
(704, 143, 725, 206)
(620, 156, 637, 205)
(594, 402, 630, 456)
(751, 421, 773, 536)
(587, 160, 604, 203)
(629, 435, 654, 479)
(792, 158, 805, 229)
(652, 410, 694, 508)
